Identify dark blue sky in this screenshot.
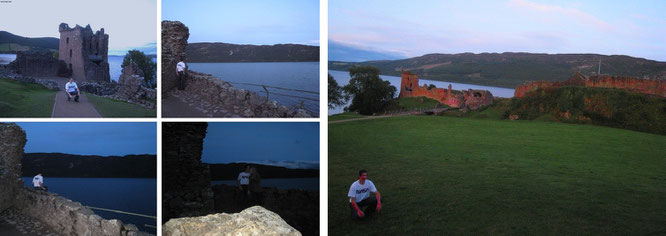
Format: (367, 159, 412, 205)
(202, 122, 319, 169)
(17, 122, 156, 156)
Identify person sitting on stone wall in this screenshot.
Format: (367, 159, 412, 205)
(32, 173, 47, 191)
(249, 166, 262, 205)
(176, 57, 187, 90)
(65, 78, 80, 102)
(348, 169, 382, 220)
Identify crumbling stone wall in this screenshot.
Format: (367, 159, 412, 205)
(162, 122, 214, 223)
(16, 188, 150, 236)
(514, 73, 666, 98)
(212, 185, 319, 236)
(59, 23, 110, 82)
(0, 123, 26, 212)
(113, 61, 156, 109)
(399, 71, 493, 110)
(161, 21, 189, 92)
(8, 51, 70, 77)
(182, 71, 312, 117)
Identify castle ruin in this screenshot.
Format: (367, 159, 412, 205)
(514, 72, 666, 98)
(58, 23, 110, 82)
(399, 71, 494, 110)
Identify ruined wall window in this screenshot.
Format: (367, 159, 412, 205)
(69, 49, 72, 58)
(69, 63, 72, 70)
(66, 38, 69, 44)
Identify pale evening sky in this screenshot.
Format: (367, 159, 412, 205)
(0, 0, 157, 54)
(162, 0, 319, 46)
(329, 0, 666, 61)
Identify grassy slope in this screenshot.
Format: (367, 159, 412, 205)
(87, 94, 155, 117)
(0, 77, 55, 117)
(329, 116, 666, 235)
(329, 112, 367, 121)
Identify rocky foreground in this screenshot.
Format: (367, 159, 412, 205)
(163, 206, 301, 236)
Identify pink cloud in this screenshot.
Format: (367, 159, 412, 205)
(509, 0, 612, 31)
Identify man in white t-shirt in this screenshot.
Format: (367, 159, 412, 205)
(348, 169, 382, 219)
(237, 165, 251, 196)
(32, 173, 46, 191)
(65, 78, 80, 102)
(176, 57, 187, 90)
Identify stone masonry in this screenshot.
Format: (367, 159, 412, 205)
(162, 122, 214, 223)
(8, 51, 71, 77)
(59, 23, 110, 82)
(399, 70, 494, 110)
(161, 21, 189, 92)
(0, 123, 26, 212)
(514, 72, 666, 98)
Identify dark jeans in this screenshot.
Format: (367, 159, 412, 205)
(349, 197, 377, 219)
(67, 91, 79, 102)
(178, 71, 185, 90)
(33, 186, 48, 191)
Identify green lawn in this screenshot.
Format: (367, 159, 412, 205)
(87, 94, 155, 117)
(0, 77, 55, 117)
(329, 116, 666, 235)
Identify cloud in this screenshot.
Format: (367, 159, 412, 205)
(508, 0, 612, 31)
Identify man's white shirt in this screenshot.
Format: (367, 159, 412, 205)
(32, 175, 43, 187)
(176, 61, 186, 72)
(237, 172, 251, 185)
(348, 180, 377, 203)
(65, 82, 78, 93)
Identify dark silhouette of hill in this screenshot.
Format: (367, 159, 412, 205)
(329, 52, 666, 88)
(185, 42, 319, 62)
(22, 153, 156, 178)
(208, 163, 318, 180)
(0, 31, 59, 52)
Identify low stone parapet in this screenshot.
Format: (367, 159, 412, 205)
(180, 71, 311, 117)
(16, 188, 151, 236)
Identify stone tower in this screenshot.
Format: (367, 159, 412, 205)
(58, 23, 110, 82)
(399, 70, 419, 98)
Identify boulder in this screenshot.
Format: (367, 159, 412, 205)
(163, 206, 301, 236)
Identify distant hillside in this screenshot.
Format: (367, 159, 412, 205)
(22, 153, 156, 178)
(329, 53, 666, 88)
(209, 163, 319, 180)
(185, 42, 319, 62)
(0, 31, 59, 53)
(329, 40, 405, 62)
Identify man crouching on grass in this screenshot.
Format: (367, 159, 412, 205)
(348, 169, 382, 219)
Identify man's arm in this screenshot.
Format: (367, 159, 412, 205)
(375, 191, 382, 212)
(350, 197, 364, 217)
(65, 84, 72, 97)
(75, 85, 80, 95)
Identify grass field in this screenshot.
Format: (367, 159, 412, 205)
(329, 115, 666, 235)
(87, 94, 155, 117)
(329, 112, 367, 121)
(0, 77, 55, 117)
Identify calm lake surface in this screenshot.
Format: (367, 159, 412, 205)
(189, 62, 320, 116)
(0, 53, 16, 65)
(328, 70, 516, 115)
(22, 177, 156, 234)
(211, 178, 319, 191)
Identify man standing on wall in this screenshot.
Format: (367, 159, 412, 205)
(237, 165, 251, 197)
(32, 173, 47, 191)
(65, 78, 80, 102)
(348, 169, 382, 219)
(176, 57, 187, 90)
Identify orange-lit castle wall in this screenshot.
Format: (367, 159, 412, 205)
(399, 71, 493, 110)
(515, 73, 666, 98)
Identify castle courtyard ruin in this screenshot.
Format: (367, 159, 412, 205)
(58, 23, 110, 82)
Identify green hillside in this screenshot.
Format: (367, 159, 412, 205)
(329, 53, 666, 88)
(329, 116, 666, 235)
